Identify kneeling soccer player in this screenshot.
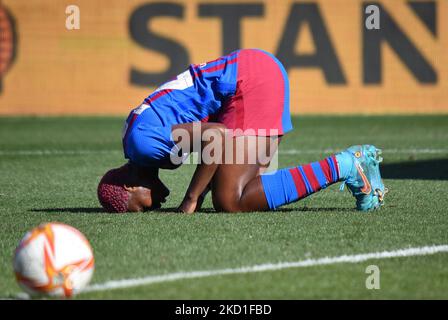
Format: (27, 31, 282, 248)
(97, 49, 387, 213)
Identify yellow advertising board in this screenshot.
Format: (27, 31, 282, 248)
(0, 0, 447, 115)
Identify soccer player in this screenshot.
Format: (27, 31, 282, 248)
(97, 49, 387, 213)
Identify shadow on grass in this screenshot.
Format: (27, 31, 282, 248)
(381, 158, 448, 180)
(295, 207, 350, 212)
(30, 206, 349, 214)
(30, 207, 181, 214)
(193, 207, 348, 214)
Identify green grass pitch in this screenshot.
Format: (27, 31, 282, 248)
(0, 115, 447, 299)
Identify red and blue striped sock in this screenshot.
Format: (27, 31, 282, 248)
(261, 155, 340, 209)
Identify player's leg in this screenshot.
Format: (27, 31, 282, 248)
(257, 144, 387, 211)
(210, 49, 293, 212)
(211, 135, 339, 212)
(212, 138, 387, 212)
(211, 135, 274, 212)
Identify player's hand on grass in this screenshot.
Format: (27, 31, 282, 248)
(178, 196, 198, 214)
(178, 185, 210, 214)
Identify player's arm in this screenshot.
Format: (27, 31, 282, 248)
(171, 122, 227, 213)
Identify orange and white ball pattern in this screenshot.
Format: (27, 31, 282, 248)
(13, 223, 94, 298)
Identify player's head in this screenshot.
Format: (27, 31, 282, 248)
(97, 163, 169, 213)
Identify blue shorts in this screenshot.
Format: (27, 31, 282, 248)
(122, 105, 178, 167)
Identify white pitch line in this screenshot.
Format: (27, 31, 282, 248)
(0, 148, 447, 156)
(84, 244, 448, 293)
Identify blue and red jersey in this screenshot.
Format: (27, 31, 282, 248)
(123, 49, 292, 167)
(141, 51, 238, 126)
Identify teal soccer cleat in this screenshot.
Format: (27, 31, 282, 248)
(338, 145, 388, 211)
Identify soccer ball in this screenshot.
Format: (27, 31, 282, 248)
(13, 222, 94, 298)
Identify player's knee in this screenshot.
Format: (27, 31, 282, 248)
(221, 204, 242, 213)
(212, 192, 242, 213)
